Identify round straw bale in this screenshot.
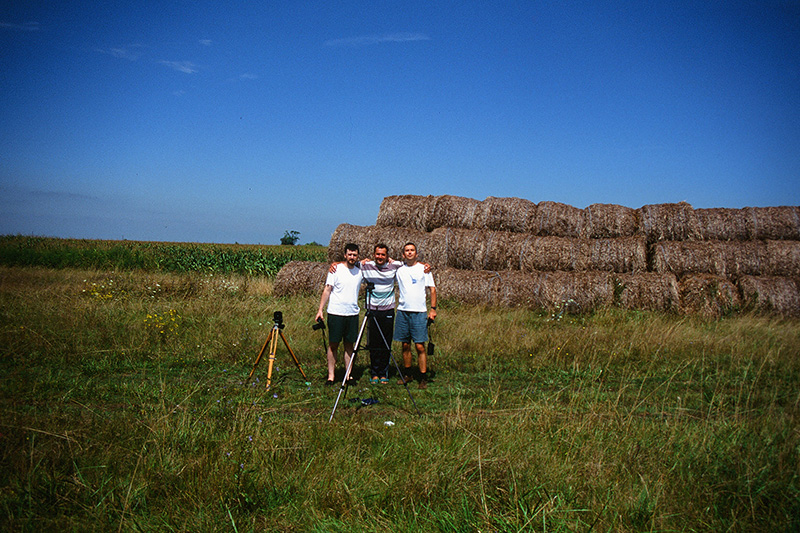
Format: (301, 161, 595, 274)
(520, 236, 589, 272)
(482, 230, 528, 271)
(585, 203, 639, 238)
(613, 272, 680, 312)
(638, 202, 701, 243)
(538, 270, 614, 312)
(273, 261, 329, 296)
(427, 227, 489, 270)
(474, 196, 538, 233)
(375, 195, 434, 231)
(427, 195, 483, 231)
(435, 268, 501, 306)
(586, 236, 647, 273)
(695, 208, 749, 241)
(495, 270, 551, 309)
(679, 274, 741, 317)
(652, 240, 768, 279)
(531, 201, 586, 238)
(766, 240, 800, 278)
(744, 206, 800, 241)
(737, 276, 800, 316)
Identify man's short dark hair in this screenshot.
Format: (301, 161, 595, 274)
(344, 243, 359, 253)
(404, 242, 416, 251)
(374, 243, 388, 253)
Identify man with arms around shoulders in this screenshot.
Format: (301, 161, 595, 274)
(329, 244, 433, 385)
(394, 242, 436, 389)
(316, 243, 362, 385)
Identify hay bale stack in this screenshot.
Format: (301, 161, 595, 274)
(766, 240, 800, 278)
(273, 261, 329, 296)
(474, 196, 538, 233)
(375, 195, 433, 231)
(745, 206, 800, 241)
(638, 202, 701, 243)
(585, 203, 639, 238)
(652, 240, 768, 279)
(531, 201, 586, 238)
(427, 195, 483, 231)
(613, 272, 680, 312)
(327, 224, 431, 263)
(695, 208, 750, 241)
(738, 276, 800, 316)
(679, 274, 741, 317)
(586, 235, 647, 273)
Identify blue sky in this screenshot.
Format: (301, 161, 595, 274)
(2, 1, 799, 245)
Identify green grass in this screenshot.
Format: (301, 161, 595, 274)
(0, 235, 326, 275)
(1, 264, 799, 531)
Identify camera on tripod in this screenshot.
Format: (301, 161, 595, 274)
(273, 311, 285, 329)
(365, 281, 375, 292)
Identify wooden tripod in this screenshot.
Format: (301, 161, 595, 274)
(248, 317, 308, 390)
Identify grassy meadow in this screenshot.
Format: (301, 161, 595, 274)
(0, 238, 799, 531)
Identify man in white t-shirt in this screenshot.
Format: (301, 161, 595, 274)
(315, 243, 362, 385)
(394, 242, 437, 389)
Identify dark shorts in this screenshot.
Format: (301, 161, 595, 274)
(327, 313, 359, 344)
(393, 310, 428, 343)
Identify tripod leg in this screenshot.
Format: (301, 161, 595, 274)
(248, 329, 274, 380)
(372, 313, 421, 416)
(329, 313, 369, 422)
(278, 329, 308, 381)
(265, 326, 279, 390)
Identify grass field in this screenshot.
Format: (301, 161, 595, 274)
(1, 257, 799, 531)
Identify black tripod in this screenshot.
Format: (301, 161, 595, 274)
(329, 282, 420, 421)
(249, 311, 308, 391)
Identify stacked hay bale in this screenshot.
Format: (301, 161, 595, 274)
(277, 195, 800, 316)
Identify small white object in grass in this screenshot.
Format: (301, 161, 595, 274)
(384, 421, 395, 427)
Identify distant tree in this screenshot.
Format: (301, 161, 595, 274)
(280, 230, 300, 245)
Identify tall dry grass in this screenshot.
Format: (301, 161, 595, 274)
(1, 265, 798, 531)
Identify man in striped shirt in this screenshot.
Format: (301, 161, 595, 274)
(361, 244, 402, 384)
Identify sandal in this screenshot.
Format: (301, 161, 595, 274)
(380, 377, 390, 384)
(370, 376, 380, 384)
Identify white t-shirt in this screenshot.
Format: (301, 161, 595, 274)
(325, 264, 362, 316)
(396, 262, 435, 312)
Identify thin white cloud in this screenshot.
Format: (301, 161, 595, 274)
(324, 32, 430, 47)
(159, 60, 198, 74)
(0, 21, 41, 31)
(97, 47, 141, 61)
(239, 73, 258, 80)
(199, 39, 212, 46)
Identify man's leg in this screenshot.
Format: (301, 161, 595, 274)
(327, 341, 339, 381)
(416, 343, 427, 374)
(343, 341, 354, 380)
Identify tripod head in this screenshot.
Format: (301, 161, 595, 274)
(273, 311, 285, 330)
(364, 281, 376, 315)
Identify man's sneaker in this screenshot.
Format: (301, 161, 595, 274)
(418, 375, 428, 389)
(397, 373, 413, 385)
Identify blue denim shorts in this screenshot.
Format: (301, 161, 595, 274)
(393, 310, 428, 343)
